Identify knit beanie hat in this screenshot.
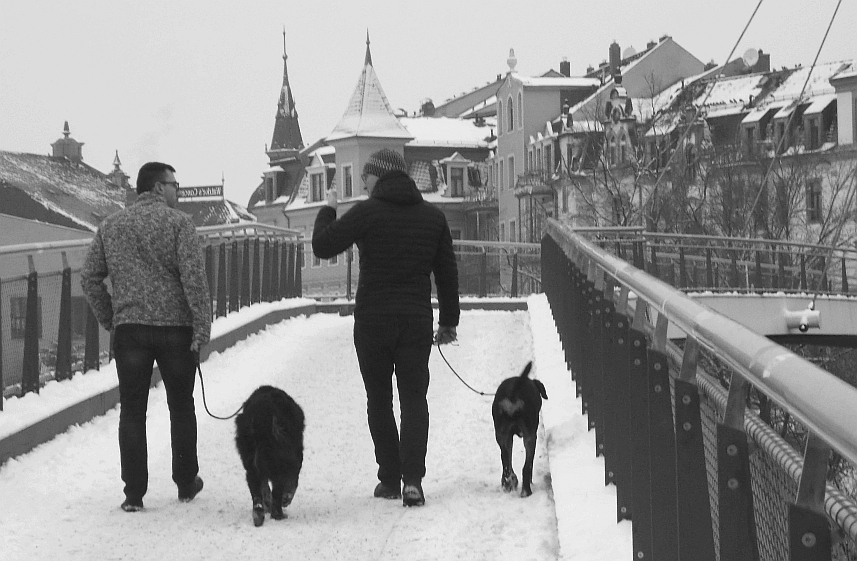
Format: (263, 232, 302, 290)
(363, 149, 408, 179)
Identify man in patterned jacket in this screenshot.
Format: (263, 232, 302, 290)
(81, 161, 211, 512)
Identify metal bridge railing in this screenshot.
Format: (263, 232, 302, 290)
(543, 219, 857, 561)
(0, 224, 304, 408)
(579, 227, 857, 296)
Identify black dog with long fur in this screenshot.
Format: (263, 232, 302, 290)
(491, 362, 547, 497)
(235, 385, 305, 527)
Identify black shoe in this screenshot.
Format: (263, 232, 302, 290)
(402, 482, 425, 507)
(178, 476, 204, 502)
(121, 499, 144, 512)
(373, 481, 401, 499)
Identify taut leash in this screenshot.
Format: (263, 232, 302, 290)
(196, 360, 244, 420)
(433, 333, 495, 397)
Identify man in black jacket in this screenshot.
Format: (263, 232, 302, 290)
(312, 148, 459, 507)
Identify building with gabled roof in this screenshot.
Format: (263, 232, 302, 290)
(0, 123, 128, 233)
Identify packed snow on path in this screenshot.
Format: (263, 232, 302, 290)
(0, 295, 631, 560)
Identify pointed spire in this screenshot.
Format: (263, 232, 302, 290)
(63, 121, 70, 138)
(268, 28, 304, 158)
(113, 150, 121, 168)
(364, 30, 372, 66)
(328, 35, 412, 142)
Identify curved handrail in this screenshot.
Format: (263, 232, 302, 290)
(546, 218, 857, 468)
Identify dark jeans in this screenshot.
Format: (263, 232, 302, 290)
(354, 316, 433, 486)
(113, 324, 199, 502)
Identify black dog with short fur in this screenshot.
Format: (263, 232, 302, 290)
(235, 385, 305, 526)
(491, 362, 547, 497)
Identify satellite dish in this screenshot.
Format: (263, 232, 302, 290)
(622, 46, 636, 59)
(743, 48, 760, 68)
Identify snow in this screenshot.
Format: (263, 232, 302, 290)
(400, 117, 493, 148)
(0, 294, 632, 560)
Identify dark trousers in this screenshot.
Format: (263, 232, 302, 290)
(113, 324, 199, 501)
(354, 316, 433, 485)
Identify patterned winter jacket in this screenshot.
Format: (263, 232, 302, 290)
(312, 170, 460, 327)
(80, 191, 212, 346)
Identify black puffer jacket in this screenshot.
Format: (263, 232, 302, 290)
(312, 171, 459, 327)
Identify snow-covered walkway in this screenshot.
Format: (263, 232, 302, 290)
(0, 295, 631, 560)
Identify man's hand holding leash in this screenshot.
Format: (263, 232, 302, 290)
(435, 325, 457, 345)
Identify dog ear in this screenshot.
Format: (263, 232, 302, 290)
(533, 380, 548, 400)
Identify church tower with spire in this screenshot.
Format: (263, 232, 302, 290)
(259, 30, 305, 206)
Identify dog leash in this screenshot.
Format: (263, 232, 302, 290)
(433, 333, 495, 397)
(196, 360, 245, 420)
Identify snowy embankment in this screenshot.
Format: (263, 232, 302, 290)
(0, 295, 631, 560)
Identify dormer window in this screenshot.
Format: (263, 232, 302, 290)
(343, 164, 353, 197)
(450, 167, 464, 197)
(311, 172, 324, 202)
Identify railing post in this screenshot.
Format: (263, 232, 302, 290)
(241, 239, 251, 307)
(279, 242, 288, 300)
(295, 244, 303, 297)
(706, 247, 714, 289)
(216, 243, 227, 318)
(731, 251, 740, 288)
(841, 257, 849, 294)
(55, 254, 73, 381)
(800, 254, 808, 291)
(629, 300, 653, 561)
(271, 240, 280, 301)
(718, 375, 760, 560)
(789, 432, 832, 561)
(0, 277, 4, 410)
(647, 315, 679, 561)
(21, 260, 40, 395)
(607, 288, 632, 522)
(679, 246, 688, 288)
(229, 241, 240, 313)
(479, 248, 487, 297)
(649, 245, 659, 278)
(511, 252, 519, 298)
(252, 238, 261, 304)
(675, 336, 715, 560)
(755, 250, 763, 292)
(261, 239, 271, 303)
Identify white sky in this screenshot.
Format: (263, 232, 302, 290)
(0, 295, 632, 560)
(1, 0, 854, 207)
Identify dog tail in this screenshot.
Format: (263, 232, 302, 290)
(519, 361, 533, 379)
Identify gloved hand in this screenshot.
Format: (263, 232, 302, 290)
(435, 325, 457, 345)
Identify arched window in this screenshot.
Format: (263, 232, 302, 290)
(508, 96, 514, 133)
(517, 92, 523, 129)
(497, 100, 503, 135)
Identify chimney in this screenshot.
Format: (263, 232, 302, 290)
(609, 41, 621, 78)
(755, 50, 771, 73)
(647, 40, 657, 50)
(559, 57, 570, 77)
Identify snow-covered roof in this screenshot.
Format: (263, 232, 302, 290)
(400, 117, 493, 148)
(178, 198, 257, 227)
(516, 75, 601, 89)
(327, 50, 413, 142)
(0, 151, 125, 231)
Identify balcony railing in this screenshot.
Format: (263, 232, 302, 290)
(514, 170, 555, 197)
(462, 186, 498, 212)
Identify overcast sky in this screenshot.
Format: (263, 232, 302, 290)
(1, 0, 854, 207)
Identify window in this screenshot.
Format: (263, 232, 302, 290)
(562, 185, 568, 213)
(500, 223, 505, 242)
(329, 254, 338, 266)
(746, 126, 756, 157)
(807, 178, 822, 223)
(266, 177, 274, 203)
(536, 148, 541, 171)
(517, 92, 523, 129)
(343, 165, 353, 198)
(499, 160, 505, 192)
(528, 150, 533, 172)
(450, 167, 464, 197)
(311, 173, 324, 202)
(508, 96, 514, 133)
(451, 229, 462, 240)
(544, 145, 552, 172)
(510, 220, 517, 242)
(10, 296, 42, 339)
(808, 118, 819, 150)
(508, 156, 515, 190)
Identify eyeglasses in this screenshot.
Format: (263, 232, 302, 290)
(159, 180, 180, 190)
